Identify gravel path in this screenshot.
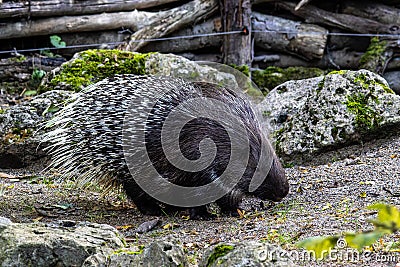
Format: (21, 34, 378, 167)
(0, 132, 399, 266)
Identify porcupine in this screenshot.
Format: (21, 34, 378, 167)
(43, 74, 289, 217)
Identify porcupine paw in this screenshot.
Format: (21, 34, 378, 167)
(189, 206, 215, 220)
(133, 201, 163, 216)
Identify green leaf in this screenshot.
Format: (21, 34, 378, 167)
(50, 35, 66, 48)
(46, 105, 60, 114)
(297, 236, 339, 260)
(32, 69, 46, 80)
(23, 90, 37, 96)
(344, 231, 385, 250)
(367, 203, 400, 231)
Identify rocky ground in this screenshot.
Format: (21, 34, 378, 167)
(0, 129, 399, 266)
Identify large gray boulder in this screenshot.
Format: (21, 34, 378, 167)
(0, 219, 124, 267)
(0, 218, 188, 267)
(260, 69, 400, 161)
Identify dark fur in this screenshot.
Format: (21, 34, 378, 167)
(122, 80, 289, 216)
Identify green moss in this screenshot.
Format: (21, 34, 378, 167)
(345, 93, 382, 129)
(328, 70, 348, 75)
(252, 66, 325, 94)
(42, 49, 153, 92)
(354, 73, 394, 94)
(317, 76, 325, 93)
(359, 37, 387, 71)
(206, 244, 234, 267)
(10, 55, 27, 62)
(113, 246, 144, 255)
(284, 162, 295, 168)
(229, 64, 250, 77)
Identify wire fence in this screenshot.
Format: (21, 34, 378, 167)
(0, 29, 399, 55)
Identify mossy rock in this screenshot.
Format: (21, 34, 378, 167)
(40, 49, 239, 93)
(252, 66, 326, 94)
(40, 50, 151, 92)
(260, 69, 400, 161)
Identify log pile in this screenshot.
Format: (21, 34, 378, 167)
(0, 0, 399, 75)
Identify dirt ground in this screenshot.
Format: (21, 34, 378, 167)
(0, 131, 399, 266)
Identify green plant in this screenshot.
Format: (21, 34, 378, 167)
(206, 244, 234, 266)
(27, 69, 46, 94)
(40, 35, 67, 57)
(50, 35, 66, 48)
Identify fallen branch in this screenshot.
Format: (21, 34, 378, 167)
(0, 0, 182, 18)
(123, 0, 218, 51)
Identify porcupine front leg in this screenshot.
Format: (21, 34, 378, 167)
(189, 206, 211, 220)
(216, 188, 244, 216)
(122, 181, 162, 215)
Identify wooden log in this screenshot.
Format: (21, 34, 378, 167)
(0, 0, 182, 19)
(253, 55, 281, 62)
(219, 0, 252, 66)
(123, 0, 218, 51)
(342, 1, 400, 25)
(254, 49, 364, 70)
(178, 50, 400, 72)
(58, 31, 130, 56)
(0, 0, 217, 41)
(141, 17, 223, 53)
(328, 30, 370, 51)
(252, 12, 327, 60)
(0, 11, 149, 39)
(176, 53, 223, 62)
(295, 0, 313, 10)
(143, 13, 327, 60)
(388, 57, 400, 69)
(276, 1, 397, 34)
(0, 56, 65, 82)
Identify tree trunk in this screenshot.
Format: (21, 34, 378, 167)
(0, 0, 182, 19)
(219, 0, 252, 66)
(123, 0, 218, 51)
(252, 12, 327, 60)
